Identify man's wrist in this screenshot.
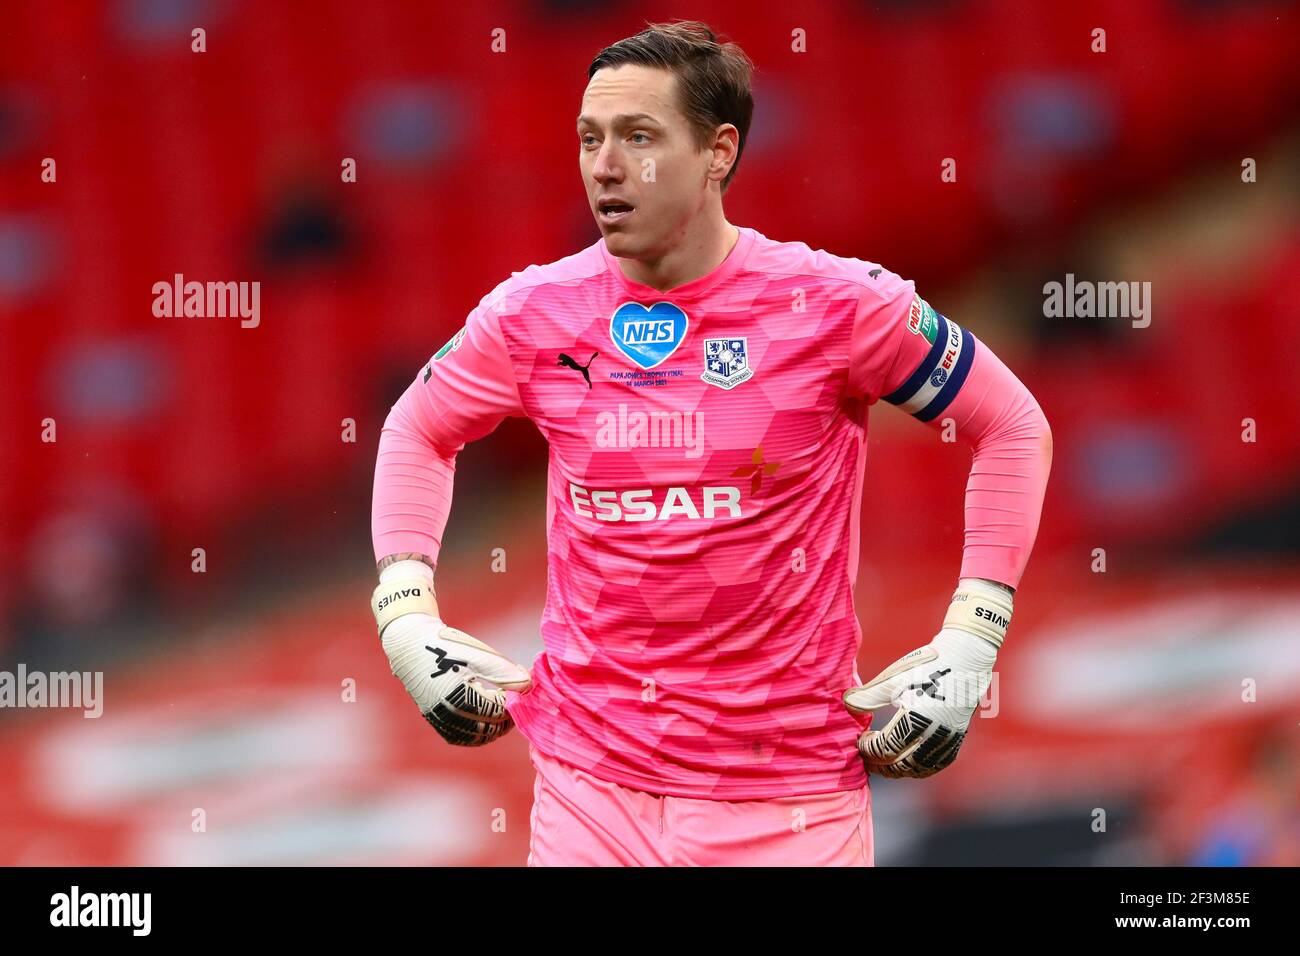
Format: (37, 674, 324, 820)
(376, 553, 435, 581)
(963, 576, 1014, 596)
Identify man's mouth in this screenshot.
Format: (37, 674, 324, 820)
(597, 199, 635, 225)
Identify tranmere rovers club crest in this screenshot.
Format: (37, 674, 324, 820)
(701, 337, 754, 390)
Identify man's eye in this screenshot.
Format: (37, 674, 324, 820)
(631, 132, 650, 144)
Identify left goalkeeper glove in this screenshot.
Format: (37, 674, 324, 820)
(842, 578, 1013, 779)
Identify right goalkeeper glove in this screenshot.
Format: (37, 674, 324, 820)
(371, 560, 532, 746)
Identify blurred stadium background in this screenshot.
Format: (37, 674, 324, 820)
(1, 0, 1297, 866)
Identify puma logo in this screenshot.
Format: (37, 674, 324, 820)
(558, 351, 598, 389)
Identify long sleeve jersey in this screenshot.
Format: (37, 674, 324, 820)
(372, 225, 1051, 799)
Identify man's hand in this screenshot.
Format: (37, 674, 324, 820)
(842, 579, 1012, 779)
(372, 561, 532, 746)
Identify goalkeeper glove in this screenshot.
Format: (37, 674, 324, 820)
(842, 578, 1012, 779)
(371, 560, 532, 746)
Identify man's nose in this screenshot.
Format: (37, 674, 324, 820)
(592, 140, 624, 183)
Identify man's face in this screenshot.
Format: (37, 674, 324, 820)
(578, 64, 712, 260)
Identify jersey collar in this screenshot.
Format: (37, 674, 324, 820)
(600, 225, 756, 300)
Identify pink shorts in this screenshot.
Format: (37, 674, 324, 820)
(526, 745, 874, 866)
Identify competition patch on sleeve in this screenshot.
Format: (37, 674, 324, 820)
(906, 295, 939, 345)
(882, 310, 977, 421)
(433, 326, 467, 362)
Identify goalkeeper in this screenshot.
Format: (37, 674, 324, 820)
(370, 21, 1050, 866)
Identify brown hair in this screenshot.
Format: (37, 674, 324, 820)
(588, 20, 755, 193)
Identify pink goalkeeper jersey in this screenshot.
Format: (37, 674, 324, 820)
(373, 225, 1049, 799)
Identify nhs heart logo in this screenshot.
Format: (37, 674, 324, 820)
(609, 301, 689, 370)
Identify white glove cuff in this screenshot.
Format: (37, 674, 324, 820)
(941, 578, 1014, 649)
(372, 563, 439, 637)
(379, 559, 434, 585)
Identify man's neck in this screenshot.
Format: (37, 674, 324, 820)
(618, 218, 740, 292)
